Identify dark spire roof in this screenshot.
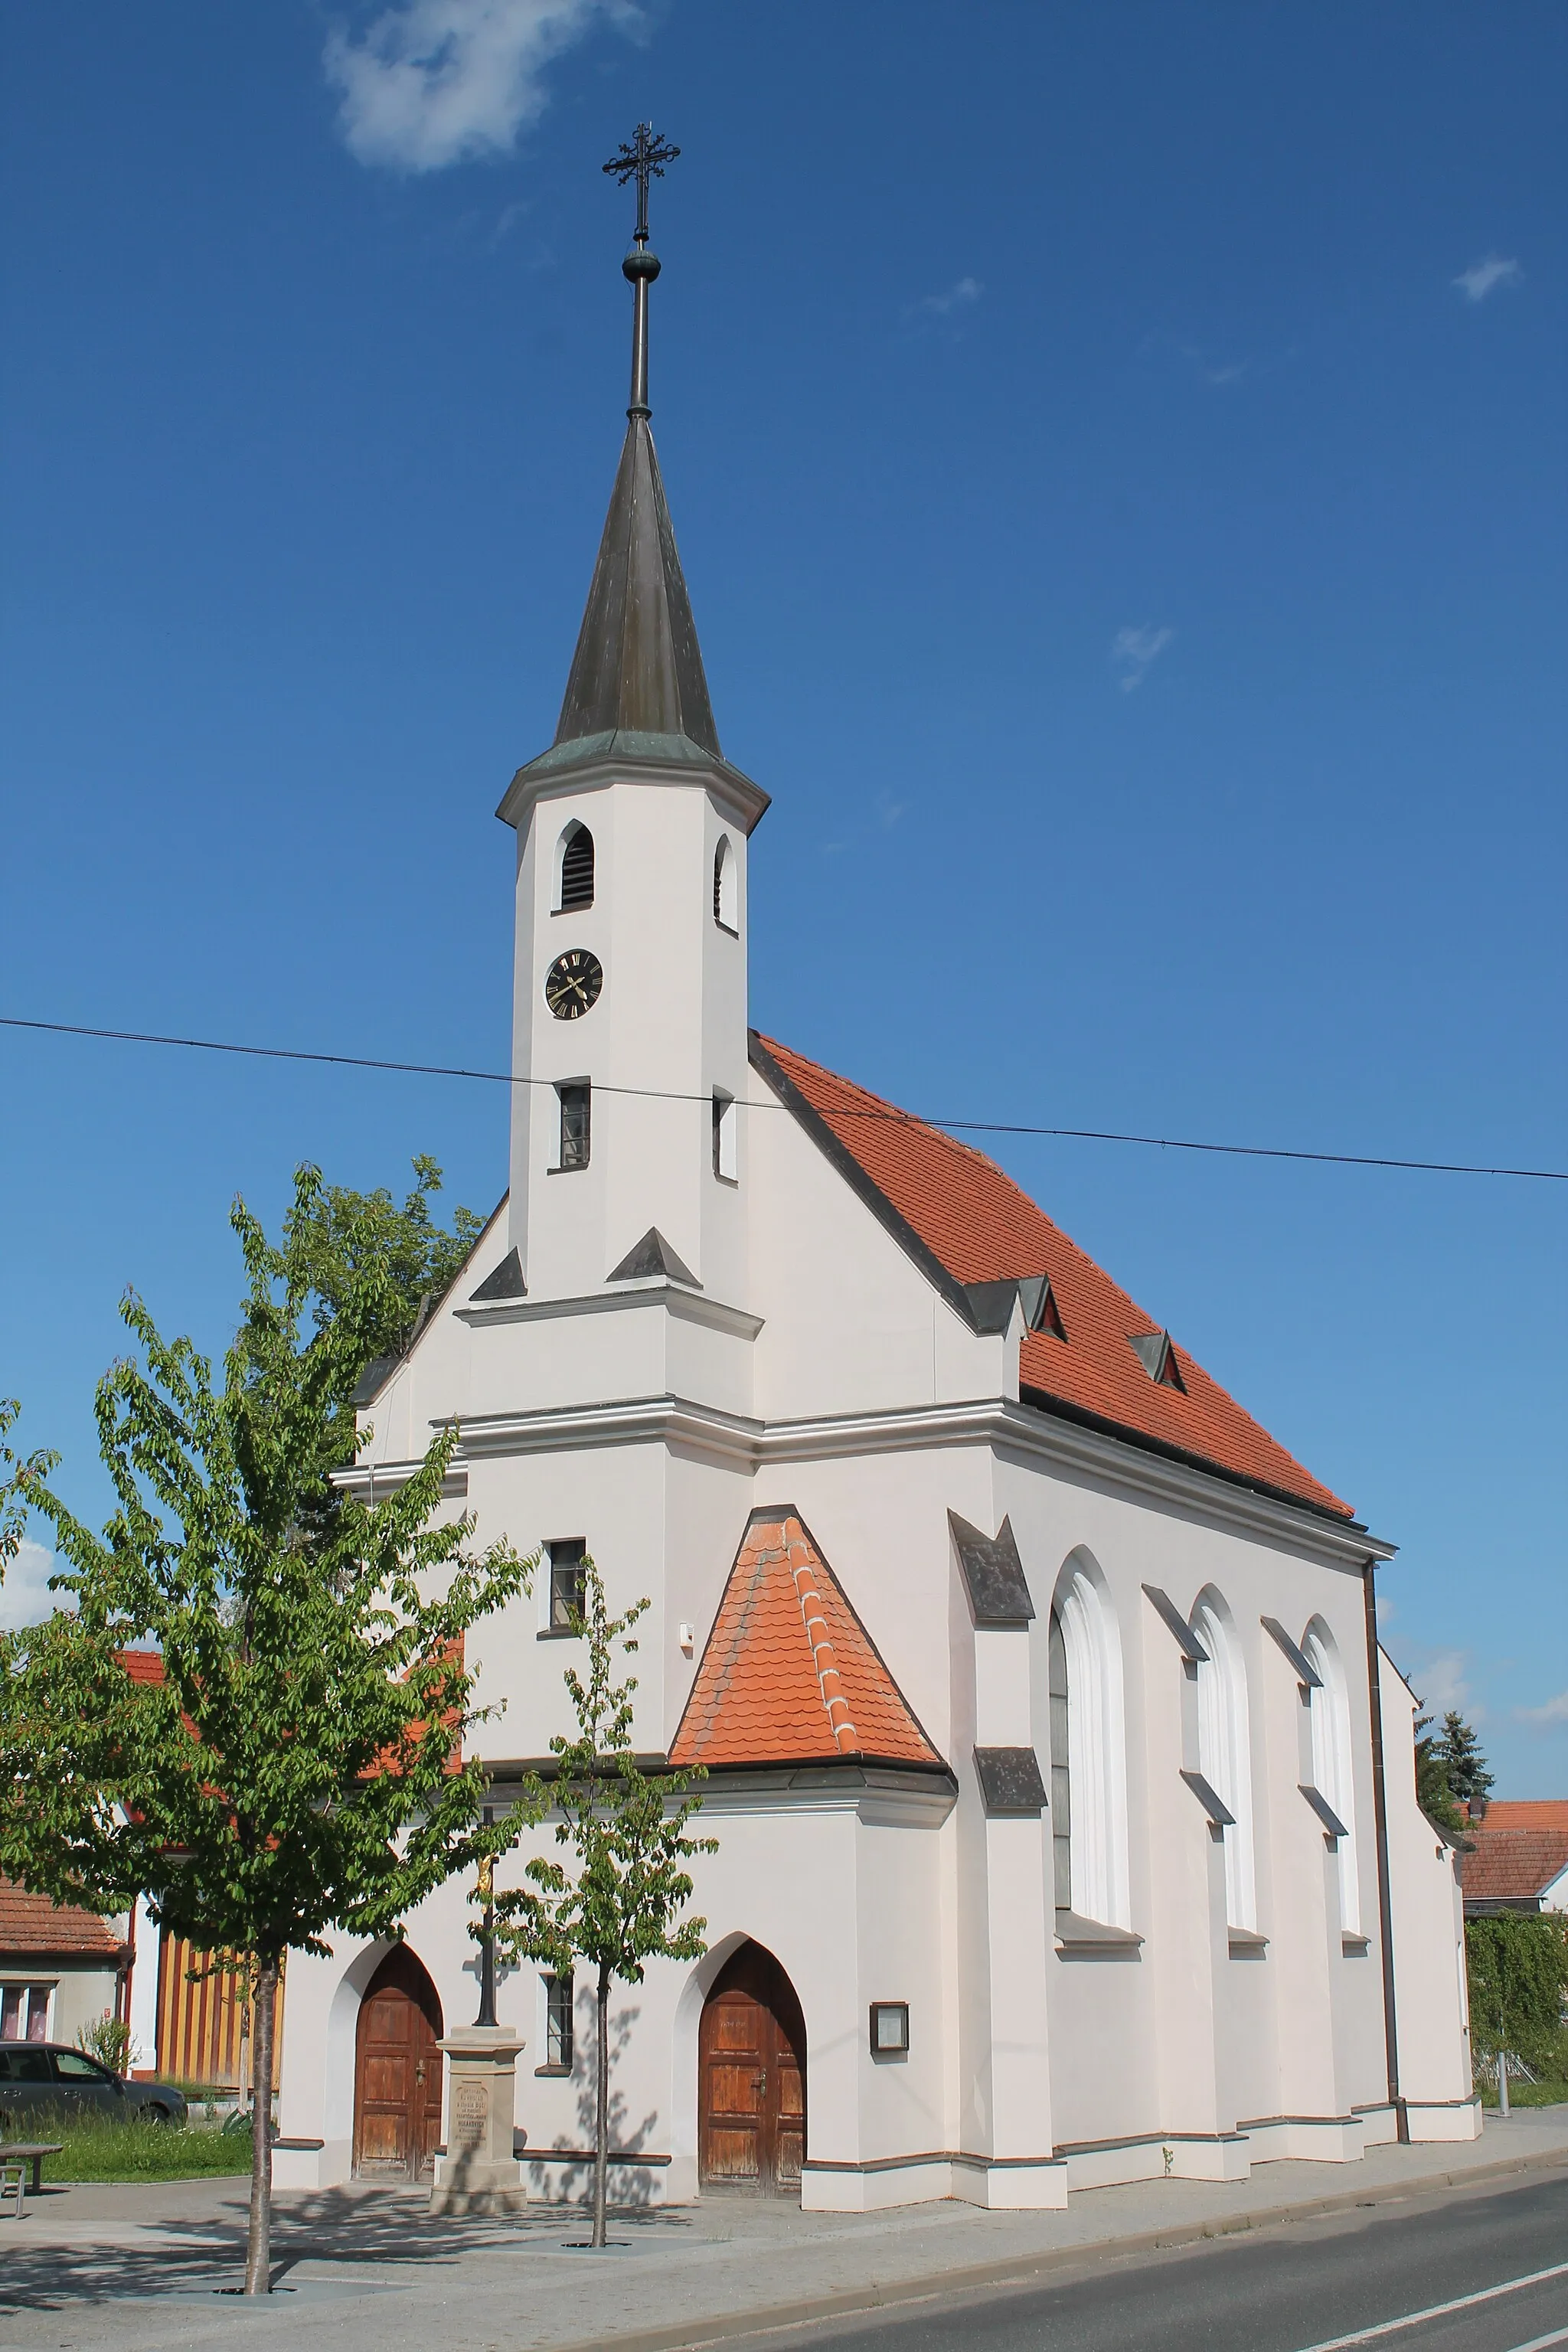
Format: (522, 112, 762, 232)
(554, 413, 720, 758)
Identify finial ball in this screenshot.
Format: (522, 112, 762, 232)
(623, 243, 662, 284)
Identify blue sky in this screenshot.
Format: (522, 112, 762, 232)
(2, 3, 1563, 1790)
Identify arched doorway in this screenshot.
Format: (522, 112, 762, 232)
(352, 1945, 443, 2180)
(698, 1941, 806, 2195)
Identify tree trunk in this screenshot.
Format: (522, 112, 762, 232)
(593, 1963, 610, 2249)
(243, 1961, 278, 2295)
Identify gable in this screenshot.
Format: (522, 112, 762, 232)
(670, 1509, 944, 1771)
(753, 1034, 1351, 1521)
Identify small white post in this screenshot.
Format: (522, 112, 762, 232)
(1498, 2046, 1510, 2117)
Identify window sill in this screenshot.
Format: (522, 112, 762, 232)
(1228, 1929, 1269, 1956)
(1054, 1910, 1144, 1953)
(547, 1163, 590, 1177)
(714, 921, 740, 939)
(536, 1626, 582, 1642)
(1341, 1933, 1371, 1955)
(712, 1172, 739, 1189)
(534, 2063, 573, 2077)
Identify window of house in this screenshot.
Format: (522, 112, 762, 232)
(712, 1090, 737, 1182)
(0, 1985, 51, 2042)
(1305, 1622, 1361, 1938)
(557, 823, 595, 913)
(548, 1540, 587, 1630)
(544, 1972, 574, 2069)
(714, 836, 737, 932)
(1193, 1593, 1258, 1934)
(1048, 1609, 1073, 1910)
(557, 1082, 591, 1171)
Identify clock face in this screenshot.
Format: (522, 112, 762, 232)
(544, 948, 603, 1021)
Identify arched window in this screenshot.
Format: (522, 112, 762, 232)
(557, 822, 594, 913)
(713, 835, 737, 931)
(1192, 1591, 1257, 1933)
(1047, 1552, 1132, 1929)
(1304, 1619, 1361, 1936)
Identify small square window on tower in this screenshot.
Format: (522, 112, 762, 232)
(548, 1539, 586, 1629)
(868, 2001, 910, 2057)
(557, 1081, 591, 1171)
(712, 1089, 737, 1182)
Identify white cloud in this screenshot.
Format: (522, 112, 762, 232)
(913, 276, 982, 319)
(1453, 253, 1522, 304)
(325, 0, 635, 174)
(1405, 1646, 1473, 1717)
(0, 1537, 70, 1633)
(1111, 624, 1174, 692)
(1517, 1690, 1568, 1728)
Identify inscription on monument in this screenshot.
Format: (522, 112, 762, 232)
(452, 2079, 488, 2154)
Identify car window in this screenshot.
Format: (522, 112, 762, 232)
(53, 2050, 110, 2080)
(0, 2046, 53, 2082)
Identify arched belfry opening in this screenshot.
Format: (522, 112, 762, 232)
(557, 821, 595, 912)
(698, 1941, 806, 2196)
(352, 1944, 443, 2181)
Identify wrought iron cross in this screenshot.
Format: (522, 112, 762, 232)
(602, 122, 680, 243)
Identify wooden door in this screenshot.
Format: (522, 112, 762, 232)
(352, 1945, 443, 2180)
(698, 1942, 807, 2195)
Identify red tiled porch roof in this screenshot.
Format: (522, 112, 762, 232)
(755, 1035, 1351, 1520)
(0, 1877, 123, 1961)
(670, 1510, 943, 1771)
(1461, 1802, 1568, 1903)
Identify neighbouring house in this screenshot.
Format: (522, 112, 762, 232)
(1460, 1802, 1568, 1919)
(0, 1877, 128, 2048)
(269, 202, 1478, 2210)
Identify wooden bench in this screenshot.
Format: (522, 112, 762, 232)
(0, 2142, 64, 2210)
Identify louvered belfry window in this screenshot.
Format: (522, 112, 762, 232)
(559, 825, 594, 912)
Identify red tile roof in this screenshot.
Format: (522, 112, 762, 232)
(670, 1509, 943, 1771)
(0, 1877, 124, 1961)
(1461, 1802, 1568, 1904)
(118, 1649, 165, 1685)
(756, 1036, 1351, 1520)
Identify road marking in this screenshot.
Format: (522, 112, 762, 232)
(1292, 2260, 1568, 2350)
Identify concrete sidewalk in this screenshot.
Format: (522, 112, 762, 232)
(2, 2110, 1565, 2352)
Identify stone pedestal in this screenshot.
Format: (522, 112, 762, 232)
(428, 2025, 528, 2216)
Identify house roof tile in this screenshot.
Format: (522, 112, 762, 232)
(756, 1035, 1351, 1520)
(670, 1509, 943, 1771)
(1461, 1801, 1568, 1903)
(0, 1877, 123, 1960)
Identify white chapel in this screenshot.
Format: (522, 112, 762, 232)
(265, 159, 1476, 2212)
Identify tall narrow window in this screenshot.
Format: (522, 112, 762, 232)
(548, 1539, 586, 1629)
(1048, 1609, 1073, 1909)
(557, 822, 594, 913)
(1305, 1621, 1361, 1937)
(557, 1081, 590, 1171)
(1047, 1552, 1132, 1929)
(544, 1972, 575, 2067)
(1193, 1592, 1257, 1933)
(713, 835, 737, 932)
(712, 1089, 737, 1181)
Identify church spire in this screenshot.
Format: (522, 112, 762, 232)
(551, 125, 720, 760)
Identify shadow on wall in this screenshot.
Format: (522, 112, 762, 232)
(523, 1995, 662, 2209)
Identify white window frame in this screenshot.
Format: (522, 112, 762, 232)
(1051, 1551, 1132, 1929)
(1193, 1591, 1258, 1933)
(713, 835, 737, 933)
(1305, 1619, 1362, 1937)
(712, 1089, 738, 1183)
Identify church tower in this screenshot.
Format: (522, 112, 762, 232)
(496, 129, 768, 1308)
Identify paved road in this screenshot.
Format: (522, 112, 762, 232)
(764, 2174, 1568, 2352)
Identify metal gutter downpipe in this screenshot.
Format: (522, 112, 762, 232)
(1364, 1557, 1408, 2142)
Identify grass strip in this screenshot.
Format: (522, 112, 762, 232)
(5, 2114, 253, 2181)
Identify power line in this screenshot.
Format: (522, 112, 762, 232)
(2, 1011, 1563, 1184)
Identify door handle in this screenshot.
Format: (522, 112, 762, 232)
(754, 2069, 766, 2096)
(415, 2061, 425, 2085)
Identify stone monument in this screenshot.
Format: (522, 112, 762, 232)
(428, 1851, 529, 2216)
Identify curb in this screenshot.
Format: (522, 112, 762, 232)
(544, 2144, 1568, 2352)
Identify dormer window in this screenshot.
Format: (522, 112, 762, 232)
(557, 822, 595, 913)
(713, 835, 737, 933)
(1129, 1328, 1185, 1391)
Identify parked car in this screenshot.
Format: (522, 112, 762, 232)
(0, 2043, 188, 2125)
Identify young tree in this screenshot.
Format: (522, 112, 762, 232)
(490, 1563, 715, 2249)
(1413, 1713, 1467, 1844)
(0, 1169, 531, 2295)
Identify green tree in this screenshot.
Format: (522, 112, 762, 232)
(1465, 1912, 1568, 2087)
(1437, 1711, 1494, 1817)
(491, 1562, 715, 2249)
(0, 1170, 531, 2295)
(1413, 1714, 1467, 1844)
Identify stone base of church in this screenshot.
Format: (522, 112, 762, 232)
(800, 2154, 1069, 2211)
(1403, 2094, 1484, 2142)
